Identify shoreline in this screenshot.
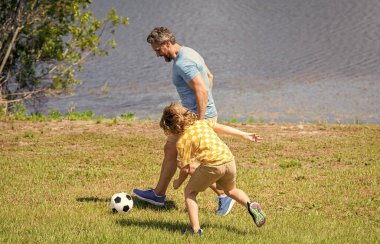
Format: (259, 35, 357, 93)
(1, 114, 379, 126)
(1, 119, 379, 140)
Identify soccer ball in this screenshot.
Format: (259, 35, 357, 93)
(110, 192, 133, 214)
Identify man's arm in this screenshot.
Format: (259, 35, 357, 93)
(188, 73, 208, 119)
(204, 64, 214, 90)
(212, 122, 263, 143)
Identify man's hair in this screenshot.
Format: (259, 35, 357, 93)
(160, 102, 197, 135)
(147, 26, 176, 45)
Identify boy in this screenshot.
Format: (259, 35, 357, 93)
(160, 102, 266, 236)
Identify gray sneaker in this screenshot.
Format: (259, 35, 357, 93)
(247, 202, 266, 227)
(183, 228, 203, 237)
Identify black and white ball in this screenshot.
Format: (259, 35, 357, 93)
(110, 192, 133, 214)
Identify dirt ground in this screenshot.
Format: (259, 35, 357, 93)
(0, 119, 344, 142)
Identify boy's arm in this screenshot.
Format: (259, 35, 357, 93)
(173, 162, 190, 189)
(212, 122, 263, 143)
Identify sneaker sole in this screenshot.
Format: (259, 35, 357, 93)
(133, 193, 165, 206)
(216, 199, 236, 216)
(248, 202, 266, 227)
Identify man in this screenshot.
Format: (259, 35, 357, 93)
(133, 26, 235, 216)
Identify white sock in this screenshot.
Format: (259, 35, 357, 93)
(218, 194, 227, 198)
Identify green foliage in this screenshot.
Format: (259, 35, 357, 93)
(230, 117, 238, 123)
(29, 112, 49, 122)
(0, 106, 136, 123)
(68, 109, 94, 121)
(0, 0, 128, 110)
(13, 104, 28, 120)
(0, 106, 5, 117)
(119, 113, 135, 121)
(49, 108, 63, 120)
(258, 118, 265, 123)
(96, 114, 106, 124)
(246, 117, 256, 123)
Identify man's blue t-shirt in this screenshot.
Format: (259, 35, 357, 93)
(172, 47, 217, 119)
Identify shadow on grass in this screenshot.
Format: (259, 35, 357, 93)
(116, 218, 248, 235)
(132, 196, 177, 211)
(76, 196, 177, 211)
(77, 196, 248, 235)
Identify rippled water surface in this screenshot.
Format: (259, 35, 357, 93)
(44, 0, 380, 123)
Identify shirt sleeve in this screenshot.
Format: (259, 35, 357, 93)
(177, 139, 193, 168)
(177, 130, 201, 168)
(205, 119, 216, 128)
(177, 60, 200, 84)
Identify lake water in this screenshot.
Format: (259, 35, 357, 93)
(43, 0, 380, 123)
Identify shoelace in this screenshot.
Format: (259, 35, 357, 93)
(218, 198, 222, 208)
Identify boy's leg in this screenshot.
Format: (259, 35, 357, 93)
(215, 160, 247, 205)
(223, 185, 266, 227)
(184, 164, 224, 230)
(210, 182, 235, 216)
(188, 165, 235, 216)
(134, 137, 233, 211)
(217, 160, 266, 227)
(184, 186, 200, 232)
(224, 187, 250, 207)
(188, 162, 225, 196)
(209, 182, 224, 195)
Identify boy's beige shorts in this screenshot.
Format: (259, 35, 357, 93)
(187, 159, 237, 192)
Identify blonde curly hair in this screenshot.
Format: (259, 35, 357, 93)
(160, 102, 198, 135)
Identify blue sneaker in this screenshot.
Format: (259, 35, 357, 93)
(215, 196, 235, 216)
(133, 188, 165, 206)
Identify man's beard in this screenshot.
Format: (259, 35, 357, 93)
(164, 56, 172, 62)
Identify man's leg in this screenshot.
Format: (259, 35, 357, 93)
(133, 140, 177, 206)
(154, 141, 177, 195)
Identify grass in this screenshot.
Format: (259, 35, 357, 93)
(0, 119, 379, 243)
(3, 106, 136, 122)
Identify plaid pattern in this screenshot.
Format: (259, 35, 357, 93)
(177, 120, 234, 167)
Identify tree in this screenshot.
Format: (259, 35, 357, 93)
(0, 0, 128, 113)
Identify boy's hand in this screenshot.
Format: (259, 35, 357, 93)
(173, 179, 180, 189)
(243, 133, 263, 143)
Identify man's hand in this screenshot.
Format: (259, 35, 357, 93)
(242, 133, 263, 143)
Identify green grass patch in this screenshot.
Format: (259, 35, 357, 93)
(0, 121, 379, 243)
(279, 159, 301, 168)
